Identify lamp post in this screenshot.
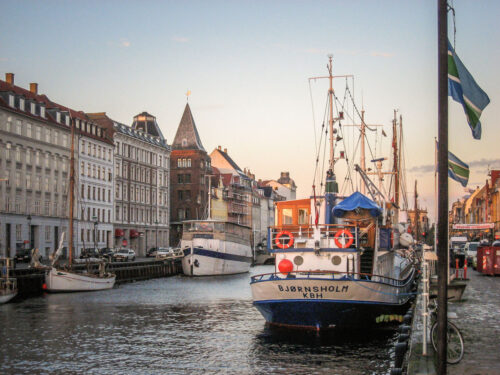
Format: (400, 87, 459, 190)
(155, 220, 159, 249)
(92, 215, 98, 250)
(27, 214, 32, 251)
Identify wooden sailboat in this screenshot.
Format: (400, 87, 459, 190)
(0, 258, 17, 304)
(45, 116, 115, 292)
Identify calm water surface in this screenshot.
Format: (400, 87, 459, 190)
(1, 266, 398, 374)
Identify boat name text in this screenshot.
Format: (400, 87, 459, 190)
(277, 284, 349, 298)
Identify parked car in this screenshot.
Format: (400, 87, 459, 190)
(156, 247, 175, 259)
(15, 249, 31, 262)
(99, 247, 115, 260)
(146, 247, 158, 257)
(80, 248, 100, 259)
(113, 249, 136, 262)
(464, 242, 479, 270)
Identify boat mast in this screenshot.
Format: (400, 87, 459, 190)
(327, 55, 335, 173)
(393, 110, 399, 208)
(68, 116, 75, 267)
(360, 110, 366, 194)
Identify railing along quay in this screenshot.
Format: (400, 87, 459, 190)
(9, 258, 183, 298)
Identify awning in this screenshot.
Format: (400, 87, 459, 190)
(115, 229, 124, 237)
(130, 229, 140, 238)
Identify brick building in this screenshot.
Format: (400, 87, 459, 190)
(169, 103, 211, 246)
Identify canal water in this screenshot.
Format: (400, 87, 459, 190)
(1, 265, 399, 374)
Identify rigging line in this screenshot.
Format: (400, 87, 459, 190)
(308, 79, 318, 151)
(311, 93, 330, 192)
(345, 86, 377, 132)
(448, 0, 456, 49)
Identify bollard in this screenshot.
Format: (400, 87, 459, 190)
(398, 324, 411, 334)
(455, 258, 459, 278)
(464, 258, 468, 279)
(398, 333, 410, 342)
(394, 341, 408, 368)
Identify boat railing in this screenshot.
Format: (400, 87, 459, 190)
(251, 269, 415, 288)
(268, 224, 358, 249)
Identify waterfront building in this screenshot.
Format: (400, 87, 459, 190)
(260, 172, 297, 201)
(169, 103, 211, 246)
(74, 117, 115, 255)
(210, 146, 252, 227)
(256, 182, 284, 248)
(0, 73, 73, 258)
(89, 112, 171, 256)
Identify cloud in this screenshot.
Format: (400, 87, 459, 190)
(172, 36, 189, 43)
(370, 51, 394, 58)
(120, 40, 131, 48)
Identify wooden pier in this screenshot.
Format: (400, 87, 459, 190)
(9, 258, 183, 298)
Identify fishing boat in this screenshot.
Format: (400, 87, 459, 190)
(0, 258, 17, 304)
(250, 57, 417, 329)
(45, 116, 115, 292)
(181, 177, 253, 276)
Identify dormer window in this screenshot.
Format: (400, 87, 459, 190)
(56, 112, 61, 123)
(76, 120, 80, 130)
(40, 106, 45, 118)
(8, 94, 14, 107)
(182, 138, 188, 147)
(20, 98, 25, 111)
(31, 102, 36, 115)
(65, 116, 69, 126)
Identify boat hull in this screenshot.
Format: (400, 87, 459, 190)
(45, 268, 116, 292)
(0, 291, 17, 304)
(182, 246, 252, 276)
(251, 273, 415, 329)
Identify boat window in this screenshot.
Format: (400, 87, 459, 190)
(282, 209, 293, 225)
(298, 208, 309, 225)
(194, 222, 213, 232)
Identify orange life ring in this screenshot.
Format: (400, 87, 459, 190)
(275, 231, 294, 249)
(334, 229, 354, 248)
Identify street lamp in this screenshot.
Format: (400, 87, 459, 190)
(27, 214, 32, 250)
(155, 220, 159, 249)
(92, 215, 98, 250)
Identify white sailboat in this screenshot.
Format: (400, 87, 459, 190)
(45, 116, 115, 292)
(0, 258, 17, 304)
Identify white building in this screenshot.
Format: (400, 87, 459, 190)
(89, 112, 171, 256)
(75, 118, 114, 255)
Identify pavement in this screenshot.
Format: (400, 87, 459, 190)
(407, 268, 500, 375)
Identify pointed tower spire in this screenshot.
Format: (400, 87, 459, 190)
(172, 103, 205, 151)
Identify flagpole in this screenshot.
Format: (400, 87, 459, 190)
(437, 0, 449, 373)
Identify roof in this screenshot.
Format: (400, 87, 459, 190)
(211, 147, 244, 175)
(172, 103, 205, 151)
(88, 112, 170, 149)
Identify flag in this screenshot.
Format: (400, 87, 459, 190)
(448, 151, 469, 187)
(448, 40, 490, 140)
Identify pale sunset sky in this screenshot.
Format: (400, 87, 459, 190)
(1, 0, 499, 222)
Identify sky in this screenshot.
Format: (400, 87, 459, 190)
(1, 0, 499, 222)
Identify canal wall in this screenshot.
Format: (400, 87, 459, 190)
(10, 258, 183, 297)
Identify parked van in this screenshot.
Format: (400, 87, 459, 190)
(464, 241, 480, 269)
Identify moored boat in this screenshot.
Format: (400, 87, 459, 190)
(181, 219, 252, 276)
(0, 258, 17, 304)
(250, 57, 417, 329)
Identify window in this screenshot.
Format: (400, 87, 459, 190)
(26, 174, 32, 189)
(81, 161, 85, 175)
(298, 209, 309, 225)
(54, 131, 58, 144)
(282, 209, 293, 225)
(81, 140, 85, 154)
(44, 201, 50, 215)
(5, 143, 11, 160)
(81, 184, 85, 198)
(44, 177, 49, 191)
(34, 200, 40, 214)
(16, 224, 21, 241)
(15, 147, 21, 162)
(35, 151, 40, 166)
(15, 120, 22, 135)
(178, 208, 185, 220)
(26, 149, 31, 164)
(187, 158, 191, 167)
(15, 171, 21, 187)
(26, 123, 32, 137)
(34, 126, 41, 139)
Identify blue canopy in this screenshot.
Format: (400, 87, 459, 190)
(332, 191, 382, 218)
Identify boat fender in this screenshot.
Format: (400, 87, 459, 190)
(334, 229, 354, 248)
(275, 231, 294, 249)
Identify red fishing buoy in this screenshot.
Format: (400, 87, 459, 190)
(42, 283, 47, 290)
(278, 258, 293, 274)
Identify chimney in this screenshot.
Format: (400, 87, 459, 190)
(5, 73, 14, 85)
(224, 148, 227, 154)
(30, 83, 38, 94)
